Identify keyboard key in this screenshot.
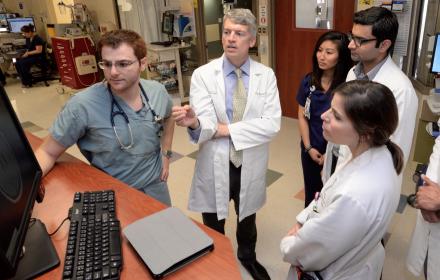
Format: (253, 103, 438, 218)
(110, 231, 121, 256)
(63, 269, 72, 278)
(102, 266, 110, 279)
(110, 268, 119, 277)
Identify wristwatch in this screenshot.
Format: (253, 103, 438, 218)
(162, 150, 173, 159)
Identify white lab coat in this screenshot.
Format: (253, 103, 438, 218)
(407, 129, 440, 279)
(281, 146, 400, 279)
(187, 55, 281, 221)
(322, 56, 418, 184)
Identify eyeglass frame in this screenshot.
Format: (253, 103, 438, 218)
(98, 59, 139, 70)
(347, 32, 377, 47)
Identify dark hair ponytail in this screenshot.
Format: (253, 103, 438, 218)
(335, 80, 404, 175)
(385, 140, 403, 174)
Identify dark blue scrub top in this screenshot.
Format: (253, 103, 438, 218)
(296, 74, 332, 153)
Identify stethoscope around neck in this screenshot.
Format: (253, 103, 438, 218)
(108, 82, 163, 150)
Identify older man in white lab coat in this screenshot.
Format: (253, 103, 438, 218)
(172, 9, 280, 280)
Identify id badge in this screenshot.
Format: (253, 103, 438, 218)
(304, 96, 311, 120)
(304, 85, 315, 120)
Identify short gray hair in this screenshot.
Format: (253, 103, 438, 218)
(223, 8, 257, 37)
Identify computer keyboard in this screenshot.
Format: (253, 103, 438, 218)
(63, 190, 122, 280)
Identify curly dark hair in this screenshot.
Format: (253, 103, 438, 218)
(97, 29, 146, 60)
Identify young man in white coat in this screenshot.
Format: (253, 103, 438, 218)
(407, 120, 440, 279)
(172, 8, 281, 280)
(322, 6, 418, 184)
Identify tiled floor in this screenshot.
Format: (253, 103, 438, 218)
(5, 78, 425, 279)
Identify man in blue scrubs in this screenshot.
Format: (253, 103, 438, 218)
(35, 30, 175, 205)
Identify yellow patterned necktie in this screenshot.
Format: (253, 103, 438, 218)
(230, 68, 247, 167)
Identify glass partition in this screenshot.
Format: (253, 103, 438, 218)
(296, 0, 334, 29)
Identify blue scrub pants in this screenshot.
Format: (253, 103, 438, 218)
(301, 141, 324, 208)
(15, 56, 41, 86)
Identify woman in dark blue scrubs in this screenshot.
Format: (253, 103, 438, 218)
(297, 31, 352, 207)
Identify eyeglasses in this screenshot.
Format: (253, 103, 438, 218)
(98, 60, 138, 70)
(347, 32, 377, 47)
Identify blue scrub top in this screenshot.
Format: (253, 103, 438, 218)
(50, 79, 173, 194)
(296, 74, 332, 153)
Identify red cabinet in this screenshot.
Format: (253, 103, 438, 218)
(52, 36, 99, 89)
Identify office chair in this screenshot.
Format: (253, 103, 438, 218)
(29, 42, 57, 87)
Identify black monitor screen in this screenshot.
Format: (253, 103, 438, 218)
(431, 33, 440, 74)
(162, 12, 174, 36)
(0, 86, 42, 277)
(7, 17, 35, 33)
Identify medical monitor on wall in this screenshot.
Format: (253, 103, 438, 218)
(431, 33, 440, 74)
(0, 86, 59, 279)
(7, 17, 35, 33)
(162, 12, 174, 36)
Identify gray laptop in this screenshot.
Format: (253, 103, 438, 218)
(123, 207, 214, 279)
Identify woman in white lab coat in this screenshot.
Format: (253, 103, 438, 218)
(280, 80, 403, 280)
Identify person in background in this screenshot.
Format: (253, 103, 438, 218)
(281, 80, 403, 280)
(407, 121, 440, 279)
(172, 8, 280, 280)
(296, 31, 352, 207)
(15, 24, 45, 87)
(322, 7, 418, 184)
(35, 30, 175, 205)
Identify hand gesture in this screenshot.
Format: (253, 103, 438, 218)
(172, 105, 198, 129)
(308, 148, 324, 165)
(420, 209, 440, 223)
(415, 175, 440, 211)
(286, 222, 302, 236)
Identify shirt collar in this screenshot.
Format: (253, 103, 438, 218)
(353, 56, 388, 81)
(223, 56, 250, 77)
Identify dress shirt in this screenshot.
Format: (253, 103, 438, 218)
(188, 56, 250, 139)
(353, 57, 387, 81)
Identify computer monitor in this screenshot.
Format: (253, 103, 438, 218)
(0, 86, 59, 279)
(431, 33, 440, 74)
(6, 17, 35, 33)
(0, 13, 16, 32)
(162, 12, 174, 36)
